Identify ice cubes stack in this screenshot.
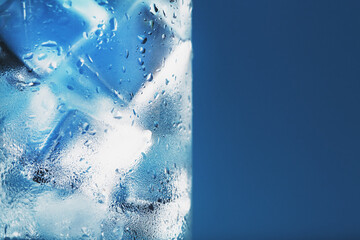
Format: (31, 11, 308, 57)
(0, 0, 192, 238)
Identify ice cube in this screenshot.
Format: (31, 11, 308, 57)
(69, 1, 181, 103)
(111, 169, 191, 240)
(32, 110, 152, 203)
(34, 192, 107, 239)
(42, 56, 123, 115)
(0, 0, 109, 75)
(0, 77, 63, 160)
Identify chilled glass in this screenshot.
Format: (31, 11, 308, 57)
(0, 0, 192, 239)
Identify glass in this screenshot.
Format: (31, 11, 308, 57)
(0, 0, 192, 239)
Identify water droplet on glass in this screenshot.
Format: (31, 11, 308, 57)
(82, 122, 90, 132)
(95, 29, 103, 37)
(37, 53, 47, 61)
(122, 66, 126, 73)
(138, 58, 144, 65)
(86, 54, 93, 63)
(28, 79, 40, 87)
(137, 35, 147, 44)
(41, 40, 57, 47)
(139, 47, 146, 54)
(48, 62, 56, 70)
(154, 92, 159, 100)
(110, 17, 117, 31)
(113, 112, 122, 119)
(98, 23, 105, 30)
(77, 58, 85, 68)
(125, 49, 129, 59)
(23, 52, 33, 60)
(57, 46, 63, 56)
(146, 73, 153, 81)
(149, 20, 154, 29)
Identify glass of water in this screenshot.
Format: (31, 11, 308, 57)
(0, 0, 192, 239)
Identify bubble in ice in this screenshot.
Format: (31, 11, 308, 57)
(137, 35, 147, 44)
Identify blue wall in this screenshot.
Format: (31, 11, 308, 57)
(193, 0, 360, 239)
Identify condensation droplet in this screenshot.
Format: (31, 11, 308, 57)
(137, 35, 147, 44)
(41, 40, 57, 47)
(110, 17, 118, 31)
(86, 54, 93, 63)
(95, 29, 103, 37)
(146, 73, 153, 81)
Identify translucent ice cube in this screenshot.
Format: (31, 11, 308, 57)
(32, 110, 152, 203)
(34, 192, 107, 239)
(69, 1, 181, 103)
(111, 169, 191, 240)
(0, 42, 58, 161)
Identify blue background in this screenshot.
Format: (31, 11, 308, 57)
(193, 0, 360, 239)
